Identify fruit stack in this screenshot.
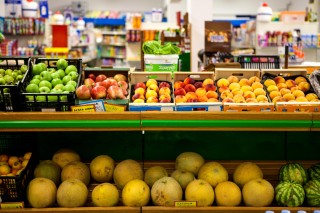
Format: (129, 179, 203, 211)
(173, 72, 222, 111)
(214, 68, 274, 112)
(129, 72, 175, 111)
(20, 58, 82, 111)
(261, 69, 320, 112)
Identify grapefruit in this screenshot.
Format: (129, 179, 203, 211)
(92, 183, 119, 207)
(113, 159, 143, 189)
(90, 155, 115, 183)
(27, 177, 57, 208)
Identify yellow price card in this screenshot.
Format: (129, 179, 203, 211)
(104, 103, 126, 112)
(174, 201, 197, 207)
(71, 104, 96, 112)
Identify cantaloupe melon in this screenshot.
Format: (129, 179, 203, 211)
(27, 177, 57, 208)
(52, 148, 80, 168)
(57, 178, 88, 207)
(215, 181, 242, 206)
(242, 178, 274, 207)
(233, 162, 263, 188)
(113, 159, 143, 189)
(175, 152, 205, 176)
(171, 169, 195, 190)
(144, 166, 168, 187)
(92, 183, 119, 207)
(122, 179, 150, 207)
(90, 155, 115, 183)
(198, 161, 228, 187)
(61, 161, 90, 186)
(34, 160, 61, 186)
(185, 179, 214, 207)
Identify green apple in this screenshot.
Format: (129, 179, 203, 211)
(38, 62, 47, 71)
(5, 69, 12, 76)
(33, 75, 41, 80)
(32, 64, 43, 75)
(57, 69, 65, 78)
(39, 80, 52, 90)
(51, 78, 63, 88)
(40, 71, 52, 82)
(3, 88, 10, 93)
(65, 65, 77, 75)
(50, 88, 62, 94)
(68, 71, 79, 81)
(60, 91, 70, 102)
(0, 78, 5, 85)
(66, 80, 77, 88)
(51, 72, 60, 80)
(25, 95, 35, 101)
(62, 75, 72, 85)
(48, 68, 56, 73)
(0, 74, 3, 78)
(20, 65, 28, 74)
(0, 69, 5, 76)
(63, 84, 75, 92)
(4, 75, 14, 84)
(48, 92, 58, 102)
(54, 84, 64, 91)
(30, 78, 40, 85)
(12, 72, 18, 79)
(36, 95, 46, 102)
(56, 59, 68, 70)
(39, 86, 50, 93)
(15, 70, 22, 75)
(26, 83, 39, 93)
(16, 74, 24, 82)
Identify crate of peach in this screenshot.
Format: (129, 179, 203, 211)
(261, 69, 320, 112)
(173, 72, 222, 111)
(214, 68, 274, 112)
(129, 72, 175, 111)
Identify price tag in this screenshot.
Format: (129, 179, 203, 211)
(1, 201, 24, 209)
(104, 103, 126, 112)
(71, 104, 96, 112)
(174, 201, 197, 207)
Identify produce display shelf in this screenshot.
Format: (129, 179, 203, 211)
(312, 114, 320, 130)
(0, 207, 140, 213)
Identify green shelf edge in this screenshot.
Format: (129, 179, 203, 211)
(0, 120, 140, 129)
(142, 120, 312, 128)
(313, 121, 320, 128)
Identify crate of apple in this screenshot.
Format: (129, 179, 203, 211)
(76, 73, 129, 102)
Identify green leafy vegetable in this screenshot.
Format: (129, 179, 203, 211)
(142, 40, 180, 55)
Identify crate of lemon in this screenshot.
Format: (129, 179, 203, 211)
(20, 58, 82, 111)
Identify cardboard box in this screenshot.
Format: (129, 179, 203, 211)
(215, 68, 274, 112)
(129, 72, 175, 111)
(261, 69, 320, 112)
(174, 72, 222, 111)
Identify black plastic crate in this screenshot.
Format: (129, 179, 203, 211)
(0, 57, 31, 111)
(20, 58, 82, 111)
(238, 55, 280, 69)
(0, 132, 37, 202)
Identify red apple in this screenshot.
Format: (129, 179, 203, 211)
(101, 78, 118, 90)
(184, 84, 196, 93)
(84, 78, 95, 88)
(114, 74, 127, 82)
(107, 85, 125, 99)
(76, 85, 91, 100)
(204, 84, 217, 92)
(88, 73, 96, 81)
(94, 82, 103, 87)
(118, 80, 128, 90)
(174, 88, 186, 97)
(194, 81, 203, 89)
(95, 74, 107, 82)
(91, 86, 107, 99)
(159, 82, 171, 89)
(184, 77, 195, 85)
(134, 82, 147, 90)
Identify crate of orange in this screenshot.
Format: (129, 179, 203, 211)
(0, 133, 37, 202)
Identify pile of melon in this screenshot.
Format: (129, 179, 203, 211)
(27, 149, 320, 208)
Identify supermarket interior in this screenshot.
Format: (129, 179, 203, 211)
(1, 0, 320, 213)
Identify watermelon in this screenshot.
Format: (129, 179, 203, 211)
(304, 179, 320, 206)
(275, 181, 305, 207)
(308, 163, 320, 180)
(279, 163, 308, 185)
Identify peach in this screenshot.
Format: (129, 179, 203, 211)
(269, 91, 281, 100)
(146, 96, 159, 103)
(160, 97, 171, 103)
(175, 95, 187, 103)
(232, 88, 244, 96)
(159, 87, 171, 96)
(306, 93, 318, 101)
(195, 88, 207, 97)
(283, 93, 295, 101)
(202, 78, 214, 87)
(227, 75, 239, 83)
(292, 90, 305, 98)
(146, 89, 158, 99)
(217, 78, 229, 87)
(296, 96, 309, 102)
(222, 98, 234, 103)
(264, 79, 276, 87)
(204, 84, 217, 92)
(241, 85, 253, 93)
(159, 82, 171, 89)
(146, 79, 157, 87)
(298, 82, 311, 93)
(251, 82, 263, 90)
(220, 91, 233, 100)
(148, 84, 159, 92)
(184, 84, 196, 93)
(132, 93, 145, 101)
(194, 81, 203, 89)
(256, 95, 269, 102)
(239, 78, 251, 87)
(277, 83, 288, 90)
(290, 86, 300, 93)
(228, 82, 240, 91)
(185, 92, 197, 101)
(197, 95, 208, 102)
(234, 95, 246, 103)
(246, 98, 258, 103)
(273, 96, 286, 104)
(159, 94, 171, 102)
(8, 156, 19, 167)
(243, 91, 256, 100)
(184, 77, 195, 85)
(248, 76, 260, 85)
(295, 76, 307, 85)
(207, 98, 219, 102)
(218, 86, 230, 93)
(174, 88, 186, 97)
(273, 76, 285, 84)
(135, 87, 145, 96)
(174, 81, 185, 90)
(285, 79, 297, 89)
(206, 91, 219, 99)
(267, 85, 279, 93)
(254, 88, 266, 97)
(280, 88, 291, 96)
(134, 82, 147, 90)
